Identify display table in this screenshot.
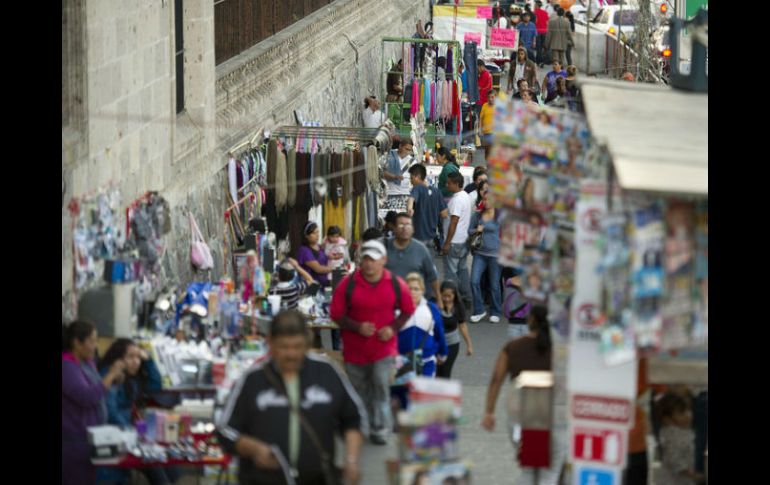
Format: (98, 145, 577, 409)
(93, 436, 232, 485)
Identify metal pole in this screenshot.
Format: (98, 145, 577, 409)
(586, 2, 591, 74)
(619, 0, 623, 78)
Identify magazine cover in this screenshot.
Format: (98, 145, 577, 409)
(630, 204, 665, 352)
(661, 201, 696, 350)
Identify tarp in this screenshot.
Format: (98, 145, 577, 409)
(433, 5, 489, 52)
(579, 78, 708, 195)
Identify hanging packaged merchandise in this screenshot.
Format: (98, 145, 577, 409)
(598, 212, 635, 365)
(692, 202, 708, 345)
(660, 200, 696, 350)
(189, 212, 214, 271)
(630, 203, 665, 352)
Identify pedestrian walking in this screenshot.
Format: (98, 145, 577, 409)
(441, 171, 474, 309)
(475, 60, 493, 123)
(384, 212, 442, 305)
(565, 10, 576, 66)
(436, 280, 474, 379)
(383, 138, 416, 214)
(407, 163, 448, 250)
(533, 1, 550, 66)
(545, 7, 572, 67)
(330, 240, 416, 445)
(217, 310, 365, 485)
(398, 272, 448, 379)
(516, 12, 538, 62)
(508, 47, 539, 95)
(468, 194, 503, 324)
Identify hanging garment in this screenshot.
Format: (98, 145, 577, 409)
(430, 82, 436, 121)
(446, 46, 454, 79)
(342, 150, 353, 203)
(267, 139, 278, 187)
(411, 80, 420, 117)
(330, 152, 342, 205)
(324, 198, 345, 239)
(311, 152, 323, 206)
(352, 149, 367, 196)
(264, 191, 289, 241)
(228, 157, 239, 215)
(367, 189, 378, 229)
(366, 145, 379, 191)
(275, 149, 288, 211)
(423, 79, 430, 116)
(463, 42, 479, 104)
(288, 206, 309, 263)
(287, 148, 297, 208)
(296, 152, 313, 213)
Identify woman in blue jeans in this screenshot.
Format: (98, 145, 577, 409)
(468, 190, 502, 323)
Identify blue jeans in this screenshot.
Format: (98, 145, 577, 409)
(444, 243, 472, 303)
(471, 253, 502, 317)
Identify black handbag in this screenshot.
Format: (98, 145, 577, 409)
(468, 231, 483, 253)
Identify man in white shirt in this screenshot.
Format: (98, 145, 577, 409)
(363, 96, 386, 128)
(441, 171, 473, 308)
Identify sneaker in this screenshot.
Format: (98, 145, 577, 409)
(470, 312, 487, 323)
(370, 435, 387, 446)
(489, 315, 500, 323)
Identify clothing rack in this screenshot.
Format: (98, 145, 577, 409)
(273, 126, 380, 143)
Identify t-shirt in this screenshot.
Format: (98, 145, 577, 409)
(504, 335, 552, 379)
(386, 150, 415, 196)
(534, 8, 550, 33)
(441, 303, 466, 334)
(363, 108, 385, 128)
(297, 245, 330, 286)
(268, 280, 310, 310)
(658, 426, 697, 485)
(410, 183, 447, 242)
(329, 269, 416, 365)
(480, 102, 495, 134)
(444, 190, 472, 244)
(384, 238, 438, 300)
(477, 70, 493, 105)
(438, 162, 460, 198)
(545, 70, 568, 98)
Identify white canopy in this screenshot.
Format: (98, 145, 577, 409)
(579, 78, 708, 195)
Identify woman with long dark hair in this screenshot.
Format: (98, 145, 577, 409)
(481, 304, 552, 431)
(98, 338, 181, 485)
(62, 321, 125, 485)
(468, 192, 502, 323)
(435, 280, 474, 379)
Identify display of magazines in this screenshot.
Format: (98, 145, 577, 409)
(488, 98, 596, 312)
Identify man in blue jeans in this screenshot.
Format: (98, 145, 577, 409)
(517, 12, 538, 62)
(441, 171, 473, 309)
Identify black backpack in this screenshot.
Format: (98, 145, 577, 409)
(345, 270, 402, 315)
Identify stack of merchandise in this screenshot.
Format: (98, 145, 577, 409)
(146, 335, 215, 388)
(390, 377, 472, 485)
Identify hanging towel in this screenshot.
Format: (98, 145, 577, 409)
(430, 81, 436, 121)
(275, 149, 288, 211)
(287, 148, 297, 208)
(228, 157, 239, 215)
(423, 79, 430, 116)
(411, 80, 420, 117)
(366, 145, 379, 191)
(342, 150, 353, 203)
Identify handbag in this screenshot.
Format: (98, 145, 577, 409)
(468, 231, 483, 253)
(190, 213, 214, 270)
(263, 366, 342, 485)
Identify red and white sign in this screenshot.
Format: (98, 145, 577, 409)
(572, 395, 633, 424)
(572, 427, 625, 465)
(464, 32, 482, 45)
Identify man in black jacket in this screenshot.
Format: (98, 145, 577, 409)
(217, 310, 365, 485)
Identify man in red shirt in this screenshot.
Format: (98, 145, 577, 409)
(330, 240, 415, 445)
(534, 0, 550, 67)
(476, 59, 493, 129)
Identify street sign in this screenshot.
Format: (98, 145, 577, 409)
(574, 464, 619, 485)
(571, 394, 633, 425)
(572, 427, 625, 465)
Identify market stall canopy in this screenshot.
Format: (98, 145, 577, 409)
(579, 78, 708, 195)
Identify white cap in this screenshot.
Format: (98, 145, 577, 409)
(361, 240, 387, 261)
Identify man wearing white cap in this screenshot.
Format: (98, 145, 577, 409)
(330, 240, 416, 445)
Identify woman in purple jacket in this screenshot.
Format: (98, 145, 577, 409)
(62, 321, 125, 485)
